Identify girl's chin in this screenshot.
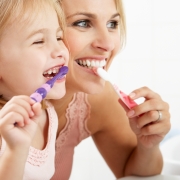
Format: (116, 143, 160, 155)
(47, 89, 66, 100)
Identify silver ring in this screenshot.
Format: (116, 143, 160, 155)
(156, 110, 162, 121)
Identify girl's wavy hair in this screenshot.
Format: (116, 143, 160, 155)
(0, 0, 66, 39)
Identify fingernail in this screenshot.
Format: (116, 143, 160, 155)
(127, 110, 135, 117)
(129, 92, 136, 99)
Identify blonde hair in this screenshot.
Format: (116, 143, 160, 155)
(0, 0, 66, 39)
(115, 0, 126, 49)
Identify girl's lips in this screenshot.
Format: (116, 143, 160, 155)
(55, 76, 66, 83)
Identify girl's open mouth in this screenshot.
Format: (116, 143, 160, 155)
(43, 67, 62, 79)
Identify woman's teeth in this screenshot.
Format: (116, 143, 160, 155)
(77, 59, 106, 68)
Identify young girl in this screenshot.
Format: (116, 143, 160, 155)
(0, 0, 69, 179)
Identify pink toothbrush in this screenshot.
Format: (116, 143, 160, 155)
(30, 66, 68, 102)
(94, 68, 137, 109)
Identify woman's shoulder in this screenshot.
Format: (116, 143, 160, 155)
(87, 82, 128, 133)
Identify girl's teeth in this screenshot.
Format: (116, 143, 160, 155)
(48, 70, 52, 74)
(43, 68, 60, 76)
(79, 60, 83, 65)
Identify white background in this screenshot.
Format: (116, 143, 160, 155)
(70, 0, 180, 179)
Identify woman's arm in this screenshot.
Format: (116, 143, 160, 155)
(88, 82, 170, 178)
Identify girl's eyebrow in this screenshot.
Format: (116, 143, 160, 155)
(27, 28, 47, 39)
(66, 12, 120, 19)
(27, 27, 62, 39)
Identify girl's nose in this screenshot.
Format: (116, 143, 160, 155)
(51, 41, 69, 61)
(91, 29, 115, 52)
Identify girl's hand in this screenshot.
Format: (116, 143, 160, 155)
(118, 87, 171, 149)
(0, 95, 42, 150)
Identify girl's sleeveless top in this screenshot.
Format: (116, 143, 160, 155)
(0, 101, 58, 180)
(52, 92, 91, 180)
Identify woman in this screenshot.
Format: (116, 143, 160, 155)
(51, 0, 171, 179)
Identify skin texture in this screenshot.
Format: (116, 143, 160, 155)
(51, 0, 171, 178)
(0, 2, 69, 179)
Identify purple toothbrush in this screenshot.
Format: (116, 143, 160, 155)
(30, 66, 68, 102)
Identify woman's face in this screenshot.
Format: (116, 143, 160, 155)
(62, 0, 121, 94)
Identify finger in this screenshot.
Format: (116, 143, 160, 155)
(31, 103, 42, 123)
(0, 112, 25, 129)
(129, 86, 161, 101)
(127, 99, 169, 118)
(136, 110, 170, 129)
(140, 119, 171, 136)
(1, 97, 34, 119)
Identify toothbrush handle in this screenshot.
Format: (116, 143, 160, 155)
(112, 84, 137, 109)
(30, 84, 51, 102)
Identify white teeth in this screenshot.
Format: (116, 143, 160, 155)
(48, 70, 52, 74)
(79, 60, 83, 65)
(95, 61, 99, 67)
(83, 61, 86, 66)
(77, 59, 106, 68)
(91, 60, 95, 67)
(86, 60, 90, 67)
(43, 68, 59, 75)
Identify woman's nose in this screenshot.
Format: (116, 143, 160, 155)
(91, 28, 115, 52)
(51, 41, 69, 61)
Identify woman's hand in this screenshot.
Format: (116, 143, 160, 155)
(119, 86, 171, 149)
(0, 95, 42, 150)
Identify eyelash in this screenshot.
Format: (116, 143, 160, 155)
(72, 19, 119, 29)
(107, 21, 119, 29)
(73, 20, 91, 28)
(33, 37, 63, 45)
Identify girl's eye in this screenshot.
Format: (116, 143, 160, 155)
(57, 37, 63, 41)
(107, 21, 119, 29)
(72, 20, 91, 28)
(33, 40, 44, 44)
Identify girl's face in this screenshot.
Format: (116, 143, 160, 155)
(0, 5, 69, 100)
(62, 0, 121, 94)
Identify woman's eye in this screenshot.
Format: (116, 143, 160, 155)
(73, 20, 91, 28)
(107, 21, 119, 29)
(33, 41, 44, 44)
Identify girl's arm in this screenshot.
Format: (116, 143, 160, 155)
(0, 96, 41, 180)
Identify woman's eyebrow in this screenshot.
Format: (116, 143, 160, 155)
(66, 12, 120, 19)
(66, 12, 96, 19)
(112, 13, 120, 19)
